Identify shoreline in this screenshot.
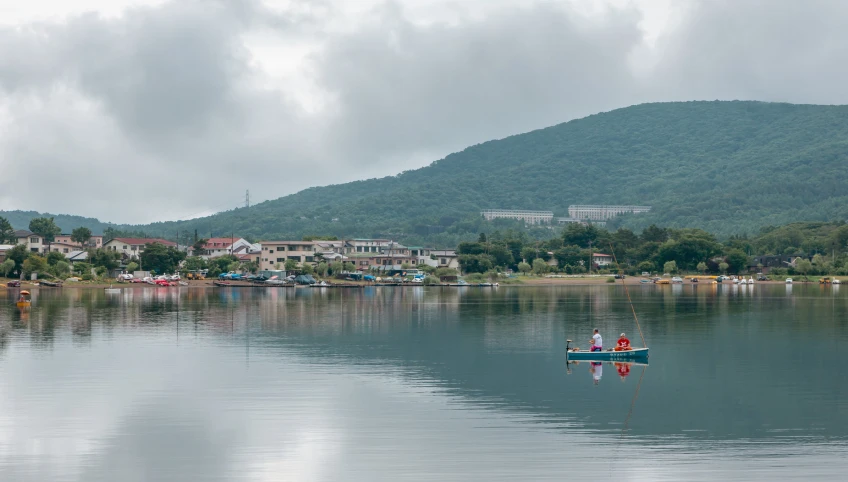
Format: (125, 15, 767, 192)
(1, 276, 827, 290)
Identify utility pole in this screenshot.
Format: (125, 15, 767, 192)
(588, 240, 593, 275)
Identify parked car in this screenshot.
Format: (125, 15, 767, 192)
(117, 272, 134, 281)
(614, 274, 626, 279)
(219, 272, 242, 280)
(6, 280, 20, 287)
(757, 275, 768, 281)
(671, 276, 684, 283)
(411, 277, 423, 283)
(363, 275, 376, 281)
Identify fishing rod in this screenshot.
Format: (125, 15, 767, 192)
(608, 242, 647, 348)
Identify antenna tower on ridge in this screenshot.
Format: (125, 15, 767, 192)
(245, 190, 250, 209)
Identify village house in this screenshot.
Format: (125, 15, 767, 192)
(199, 237, 259, 259)
(65, 251, 89, 264)
(367, 253, 420, 271)
(593, 253, 614, 267)
(12, 230, 104, 254)
(315, 240, 346, 254)
(427, 250, 460, 270)
(49, 242, 83, 254)
(14, 230, 44, 253)
(0, 244, 15, 263)
(258, 241, 319, 271)
(103, 238, 177, 258)
(313, 241, 350, 263)
(53, 234, 104, 249)
(344, 239, 393, 254)
(236, 252, 261, 265)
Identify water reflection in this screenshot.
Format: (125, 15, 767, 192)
(1, 285, 847, 481)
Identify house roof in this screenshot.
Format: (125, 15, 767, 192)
(593, 253, 612, 257)
(109, 238, 177, 247)
(430, 250, 457, 256)
(50, 242, 81, 248)
(66, 251, 88, 261)
(14, 229, 34, 237)
(258, 240, 317, 245)
(202, 237, 244, 248)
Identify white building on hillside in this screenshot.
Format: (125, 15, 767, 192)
(481, 209, 554, 224)
(568, 205, 651, 221)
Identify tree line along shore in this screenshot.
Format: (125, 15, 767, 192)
(3, 215, 848, 287)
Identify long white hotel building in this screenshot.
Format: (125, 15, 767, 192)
(567, 205, 651, 221)
(481, 209, 554, 224)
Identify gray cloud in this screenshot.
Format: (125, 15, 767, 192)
(1, 0, 848, 223)
(316, 2, 646, 163)
(651, 0, 848, 104)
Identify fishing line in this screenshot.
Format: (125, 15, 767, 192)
(608, 243, 647, 348)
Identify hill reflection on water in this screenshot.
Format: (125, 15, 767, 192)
(2, 284, 846, 442)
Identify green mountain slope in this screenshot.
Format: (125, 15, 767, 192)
(7, 101, 848, 243)
(0, 210, 118, 235)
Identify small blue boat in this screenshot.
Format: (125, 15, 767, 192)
(566, 340, 649, 361)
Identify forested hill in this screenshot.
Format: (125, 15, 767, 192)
(8, 101, 848, 244)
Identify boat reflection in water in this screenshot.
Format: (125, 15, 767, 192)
(566, 359, 648, 385)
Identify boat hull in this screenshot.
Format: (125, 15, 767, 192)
(16, 301, 31, 308)
(566, 347, 649, 361)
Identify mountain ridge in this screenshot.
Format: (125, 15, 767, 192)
(5, 100, 848, 244)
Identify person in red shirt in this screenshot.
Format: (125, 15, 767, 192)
(615, 333, 631, 351)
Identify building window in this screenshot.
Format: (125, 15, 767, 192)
(63, 248, 69, 253)
(277, 258, 285, 263)
(288, 256, 299, 261)
(305, 256, 314, 263)
(30, 237, 39, 243)
(269, 250, 274, 254)
(440, 258, 447, 265)
(122, 245, 128, 250)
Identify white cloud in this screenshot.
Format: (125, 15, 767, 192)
(1, 0, 847, 223)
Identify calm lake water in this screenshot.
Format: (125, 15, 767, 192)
(1, 284, 847, 481)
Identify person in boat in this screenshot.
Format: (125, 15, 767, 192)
(18, 293, 26, 303)
(589, 329, 603, 352)
(615, 333, 631, 351)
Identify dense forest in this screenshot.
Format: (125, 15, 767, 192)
(6, 101, 848, 245)
(451, 221, 848, 277)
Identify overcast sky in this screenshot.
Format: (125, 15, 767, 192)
(2, 0, 848, 224)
